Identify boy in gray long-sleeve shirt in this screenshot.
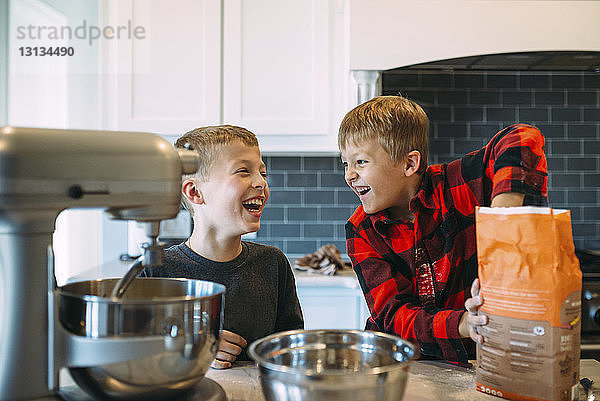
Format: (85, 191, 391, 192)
(142, 125, 304, 368)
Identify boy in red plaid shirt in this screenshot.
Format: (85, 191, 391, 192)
(339, 96, 548, 364)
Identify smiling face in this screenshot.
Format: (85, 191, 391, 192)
(341, 139, 419, 220)
(192, 141, 269, 238)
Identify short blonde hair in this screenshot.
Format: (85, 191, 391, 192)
(338, 96, 429, 172)
(175, 125, 259, 214)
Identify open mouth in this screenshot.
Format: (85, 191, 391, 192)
(355, 186, 371, 196)
(242, 197, 264, 213)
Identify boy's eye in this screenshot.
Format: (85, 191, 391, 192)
(261, 172, 268, 178)
(357, 160, 368, 165)
(236, 168, 250, 174)
(341, 161, 348, 168)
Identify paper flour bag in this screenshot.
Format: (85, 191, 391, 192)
(475, 207, 581, 401)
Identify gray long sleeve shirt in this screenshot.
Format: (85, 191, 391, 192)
(141, 241, 304, 360)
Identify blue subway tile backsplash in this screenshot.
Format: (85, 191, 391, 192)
(255, 154, 356, 257)
(382, 69, 600, 249)
(255, 69, 600, 256)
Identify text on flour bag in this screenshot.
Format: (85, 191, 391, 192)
(475, 207, 581, 401)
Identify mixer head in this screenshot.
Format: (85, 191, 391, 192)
(0, 126, 199, 222)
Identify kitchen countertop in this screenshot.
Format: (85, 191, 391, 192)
(293, 269, 360, 288)
(67, 258, 361, 289)
(205, 359, 600, 401)
(56, 359, 600, 400)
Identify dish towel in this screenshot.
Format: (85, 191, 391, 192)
(293, 244, 352, 276)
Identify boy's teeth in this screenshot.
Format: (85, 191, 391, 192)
(242, 198, 263, 211)
(356, 186, 371, 196)
(244, 198, 263, 205)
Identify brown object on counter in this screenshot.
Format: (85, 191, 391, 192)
(293, 244, 352, 276)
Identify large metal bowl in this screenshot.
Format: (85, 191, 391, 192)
(248, 329, 417, 401)
(58, 278, 224, 401)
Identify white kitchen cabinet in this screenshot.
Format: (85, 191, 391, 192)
(103, 0, 348, 152)
(295, 272, 370, 330)
(223, 0, 347, 152)
(103, 0, 222, 134)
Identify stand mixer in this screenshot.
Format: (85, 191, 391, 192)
(0, 126, 223, 400)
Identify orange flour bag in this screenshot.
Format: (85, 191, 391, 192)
(475, 207, 581, 401)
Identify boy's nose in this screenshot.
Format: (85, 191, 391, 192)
(254, 174, 267, 189)
(345, 167, 357, 182)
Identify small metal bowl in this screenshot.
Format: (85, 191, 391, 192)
(59, 278, 224, 401)
(248, 329, 417, 401)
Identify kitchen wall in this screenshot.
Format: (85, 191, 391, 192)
(382, 69, 600, 250)
(254, 69, 600, 254)
(254, 156, 357, 258)
(4, 0, 106, 284)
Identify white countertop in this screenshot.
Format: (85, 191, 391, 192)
(67, 258, 361, 289)
(56, 357, 600, 400)
(206, 363, 264, 401)
(201, 359, 600, 401)
(293, 269, 360, 288)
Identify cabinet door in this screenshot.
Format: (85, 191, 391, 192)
(297, 287, 368, 330)
(105, 0, 221, 135)
(223, 0, 346, 152)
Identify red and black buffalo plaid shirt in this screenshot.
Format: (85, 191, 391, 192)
(346, 124, 548, 364)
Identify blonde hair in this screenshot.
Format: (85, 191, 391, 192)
(175, 125, 259, 214)
(338, 96, 429, 172)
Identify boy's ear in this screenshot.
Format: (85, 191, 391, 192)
(404, 150, 422, 177)
(182, 179, 204, 204)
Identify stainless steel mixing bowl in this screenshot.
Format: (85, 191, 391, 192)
(248, 329, 417, 401)
(58, 278, 224, 401)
